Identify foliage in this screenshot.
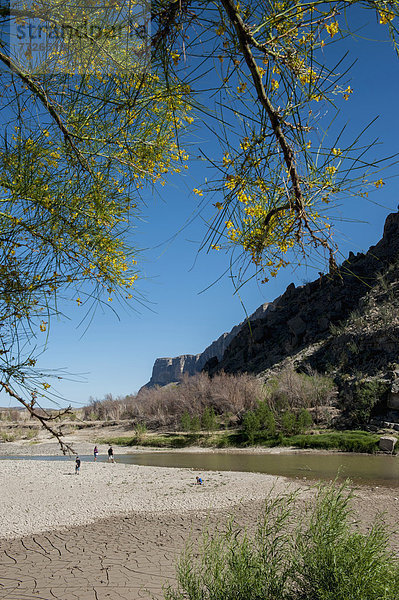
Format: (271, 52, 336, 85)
(84, 372, 263, 428)
(180, 411, 192, 433)
(0, 0, 191, 407)
(242, 409, 261, 444)
(282, 430, 380, 453)
(201, 406, 218, 433)
(154, 0, 399, 285)
(97, 429, 380, 452)
(163, 482, 399, 600)
(264, 367, 336, 414)
(133, 422, 147, 443)
(346, 379, 390, 426)
(1, 0, 398, 442)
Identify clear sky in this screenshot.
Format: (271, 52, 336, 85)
(1, 7, 399, 409)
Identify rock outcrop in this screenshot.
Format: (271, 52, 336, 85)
(142, 211, 399, 412)
(142, 302, 274, 389)
(208, 212, 399, 379)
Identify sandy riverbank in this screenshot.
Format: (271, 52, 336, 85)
(0, 458, 301, 540)
(1, 451, 399, 600)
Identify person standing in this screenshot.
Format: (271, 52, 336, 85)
(75, 456, 81, 474)
(93, 446, 98, 461)
(108, 446, 114, 463)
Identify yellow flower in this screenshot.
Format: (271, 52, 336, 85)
(379, 10, 395, 24)
(271, 78, 279, 90)
(193, 188, 203, 196)
(215, 202, 223, 210)
(325, 165, 337, 175)
(332, 148, 342, 156)
(343, 86, 353, 100)
(325, 21, 339, 38)
(374, 179, 384, 188)
(39, 321, 47, 332)
(225, 220, 233, 228)
(76, 297, 82, 306)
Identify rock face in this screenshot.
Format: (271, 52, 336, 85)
(208, 212, 399, 379)
(142, 302, 274, 389)
(142, 212, 399, 398)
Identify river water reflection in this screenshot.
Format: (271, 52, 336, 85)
(2, 451, 399, 487)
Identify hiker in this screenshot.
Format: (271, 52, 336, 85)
(195, 476, 203, 485)
(108, 446, 114, 463)
(93, 446, 98, 461)
(75, 456, 81, 474)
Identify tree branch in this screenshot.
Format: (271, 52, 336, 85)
(0, 381, 76, 455)
(0, 50, 91, 173)
(220, 0, 303, 216)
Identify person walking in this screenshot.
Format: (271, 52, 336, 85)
(108, 446, 114, 463)
(75, 456, 81, 474)
(93, 446, 98, 461)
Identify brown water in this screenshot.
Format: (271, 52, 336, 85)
(3, 451, 399, 486)
(117, 451, 399, 487)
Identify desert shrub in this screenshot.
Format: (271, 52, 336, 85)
(0, 430, 16, 442)
(242, 400, 312, 444)
(201, 406, 218, 433)
(242, 410, 260, 444)
(133, 422, 147, 443)
(82, 372, 263, 429)
(265, 367, 336, 416)
(180, 411, 191, 432)
(297, 408, 313, 432)
(190, 414, 201, 433)
(281, 410, 297, 435)
(256, 400, 276, 436)
(163, 482, 399, 600)
(347, 379, 390, 426)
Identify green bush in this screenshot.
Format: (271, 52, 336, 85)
(180, 411, 191, 432)
(281, 410, 297, 435)
(349, 380, 390, 426)
(190, 415, 201, 433)
(242, 410, 260, 444)
(201, 407, 218, 433)
(163, 482, 399, 600)
(133, 422, 147, 443)
(257, 400, 276, 436)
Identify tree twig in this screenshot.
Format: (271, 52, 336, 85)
(0, 381, 76, 455)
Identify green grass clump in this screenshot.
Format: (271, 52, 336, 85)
(163, 482, 399, 600)
(281, 430, 380, 453)
(96, 429, 381, 453)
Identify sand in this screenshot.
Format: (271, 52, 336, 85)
(0, 458, 299, 540)
(1, 441, 399, 599)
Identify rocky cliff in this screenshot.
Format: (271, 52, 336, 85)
(142, 302, 274, 389)
(208, 212, 399, 382)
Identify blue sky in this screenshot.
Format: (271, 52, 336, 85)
(1, 7, 399, 409)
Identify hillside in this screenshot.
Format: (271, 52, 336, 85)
(208, 212, 399, 377)
(205, 212, 399, 422)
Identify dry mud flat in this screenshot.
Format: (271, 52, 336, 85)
(1, 458, 399, 600)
